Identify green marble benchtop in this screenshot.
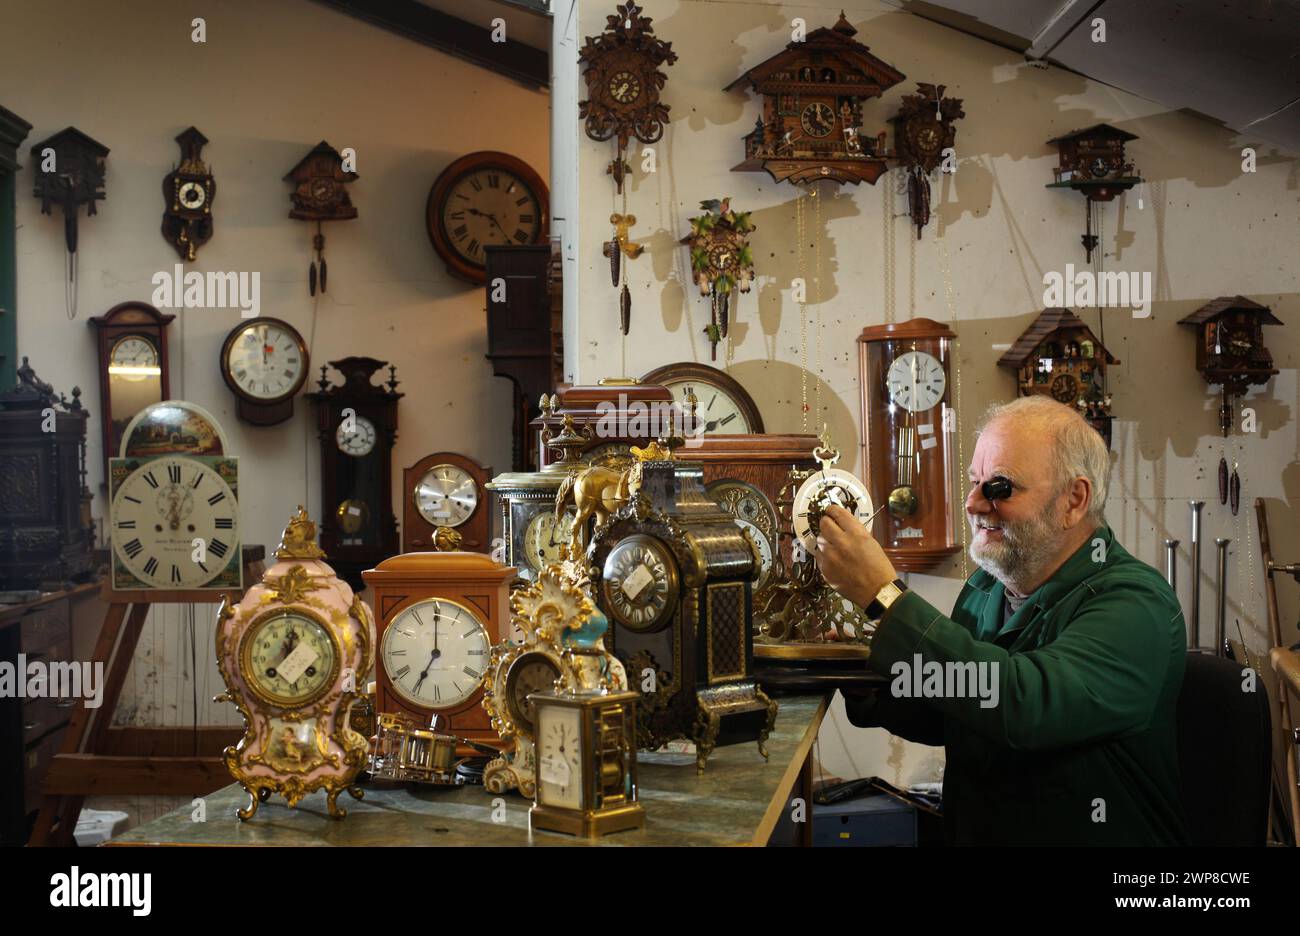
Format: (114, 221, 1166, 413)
(107, 693, 828, 847)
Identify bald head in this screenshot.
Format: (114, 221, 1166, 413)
(977, 396, 1111, 524)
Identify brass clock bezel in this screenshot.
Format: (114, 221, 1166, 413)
(380, 596, 491, 711)
(219, 316, 310, 406)
(238, 605, 342, 709)
(425, 150, 549, 286)
(600, 533, 681, 634)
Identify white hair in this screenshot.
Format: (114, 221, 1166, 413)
(977, 396, 1110, 524)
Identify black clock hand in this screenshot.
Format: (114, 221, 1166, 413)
(412, 647, 439, 696)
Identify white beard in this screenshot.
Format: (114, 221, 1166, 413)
(968, 500, 1065, 595)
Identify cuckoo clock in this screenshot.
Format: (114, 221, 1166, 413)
(891, 83, 964, 238)
(725, 12, 904, 185)
(307, 357, 401, 591)
(284, 141, 358, 296)
(31, 127, 107, 316)
(997, 308, 1119, 447)
(680, 198, 755, 359)
(1046, 124, 1141, 262)
(161, 126, 215, 261)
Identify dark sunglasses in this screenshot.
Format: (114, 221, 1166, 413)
(981, 476, 1014, 501)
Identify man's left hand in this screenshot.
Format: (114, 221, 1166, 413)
(816, 504, 899, 609)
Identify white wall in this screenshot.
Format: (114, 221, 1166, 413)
(2, 0, 550, 726)
(567, 0, 1300, 786)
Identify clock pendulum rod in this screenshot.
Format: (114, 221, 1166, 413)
(1214, 537, 1231, 658)
(1164, 538, 1179, 591)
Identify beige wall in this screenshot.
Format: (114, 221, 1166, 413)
(570, 0, 1300, 784)
(2, 0, 550, 726)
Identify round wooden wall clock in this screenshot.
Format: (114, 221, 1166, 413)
(219, 317, 310, 426)
(641, 362, 764, 435)
(402, 452, 491, 553)
(426, 151, 548, 285)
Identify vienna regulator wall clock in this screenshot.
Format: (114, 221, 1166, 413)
(161, 126, 214, 261)
(579, 1, 676, 335)
(725, 13, 904, 185)
(215, 507, 374, 819)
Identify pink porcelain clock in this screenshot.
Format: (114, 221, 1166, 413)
(215, 506, 376, 820)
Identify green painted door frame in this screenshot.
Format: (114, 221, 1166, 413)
(0, 105, 33, 391)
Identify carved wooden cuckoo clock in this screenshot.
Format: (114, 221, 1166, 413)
(284, 141, 358, 296)
(31, 126, 108, 318)
(161, 126, 215, 261)
(680, 198, 755, 360)
(891, 83, 963, 238)
(1046, 123, 1142, 263)
(725, 12, 904, 185)
(580, 1, 676, 337)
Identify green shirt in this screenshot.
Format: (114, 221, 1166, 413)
(845, 525, 1190, 846)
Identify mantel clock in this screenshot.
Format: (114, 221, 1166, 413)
(214, 507, 374, 820)
(402, 451, 492, 554)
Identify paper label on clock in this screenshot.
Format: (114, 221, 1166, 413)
(621, 563, 654, 601)
(539, 752, 571, 787)
(347, 505, 361, 517)
(431, 510, 451, 518)
(277, 642, 319, 684)
(917, 424, 934, 435)
(920, 436, 938, 450)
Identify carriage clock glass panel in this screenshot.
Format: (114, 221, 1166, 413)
(380, 598, 492, 710)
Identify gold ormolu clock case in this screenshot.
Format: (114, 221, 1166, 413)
(588, 459, 777, 769)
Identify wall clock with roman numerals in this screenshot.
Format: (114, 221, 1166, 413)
(425, 151, 548, 286)
(108, 453, 242, 591)
(219, 317, 310, 426)
(362, 551, 515, 752)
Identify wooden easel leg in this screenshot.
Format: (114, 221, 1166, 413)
(29, 601, 149, 846)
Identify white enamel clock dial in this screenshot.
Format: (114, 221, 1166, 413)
(109, 336, 159, 379)
(666, 380, 750, 434)
(110, 456, 238, 588)
(381, 598, 491, 709)
(524, 508, 575, 571)
(792, 468, 875, 552)
(536, 703, 583, 810)
(886, 350, 946, 413)
(243, 610, 338, 706)
(414, 464, 477, 527)
(335, 415, 376, 456)
(225, 320, 305, 402)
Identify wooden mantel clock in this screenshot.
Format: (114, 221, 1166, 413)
(858, 318, 961, 571)
(307, 357, 402, 591)
(402, 451, 492, 553)
(724, 12, 905, 185)
(363, 550, 515, 753)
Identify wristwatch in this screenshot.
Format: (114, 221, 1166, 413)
(865, 578, 908, 619)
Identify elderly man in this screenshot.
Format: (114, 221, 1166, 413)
(817, 396, 1189, 845)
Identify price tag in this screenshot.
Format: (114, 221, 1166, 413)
(917, 423, 934, 435)
(277, 642, 319, 684)
(920, 436, 938, 450)
(621, 563, 654, 601)
(539, 752, 571, 787)
(431, 510, 451, 518)
(347, 505, 361, 517)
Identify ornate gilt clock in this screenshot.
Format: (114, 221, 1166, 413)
(307, 357, 401, 591)
(161, 126, 215, 261)
(362, 551, 515, 752)
(403, 452, 492, 553)
(705, 478, 779, 594)
(89, 301, 174, 483)
(215, 507, 374, 820)
(219, 316, 310, 427)
(725, 13, 904, 185)
(859, 318, 962, 570)
(426, 151, 548, 286)
(891, 84, 964, 238)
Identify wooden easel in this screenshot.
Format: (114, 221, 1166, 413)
(30, 548, 262, 846)
(1254, 500, 1299, 846)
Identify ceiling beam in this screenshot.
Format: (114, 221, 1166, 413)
(311, 0, 550, 89)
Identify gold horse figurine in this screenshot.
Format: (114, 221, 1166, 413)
(554, 461, 645, 560)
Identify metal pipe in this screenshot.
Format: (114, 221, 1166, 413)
(1189, 500, 1204, 650)
(1214, 538, 1230, 657)
(1164, 538, 1179, 591)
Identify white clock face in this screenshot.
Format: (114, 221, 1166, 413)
(335, 415, 376, 456)
(110, 456, 238, 588)
(536, 703, 583, 810)
(109, 336, 159, 380)
(792, 468, 875, 552)
(381, 598, 491, 710)
(414, 464, 477, 527)
(667, 380, 750, 434)
(242, 611, 337, 706)
(886, 351, 946, 413)
(524, 508, 575, 571)
(224, 320, 305, 402)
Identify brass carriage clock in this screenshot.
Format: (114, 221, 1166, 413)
(858, 318, 960, 571)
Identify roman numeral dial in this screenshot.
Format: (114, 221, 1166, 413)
(380, 597, 491, 710)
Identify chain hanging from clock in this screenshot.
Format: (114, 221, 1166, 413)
(681, 198, 756, 360)
(579, 1, 676, 336)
